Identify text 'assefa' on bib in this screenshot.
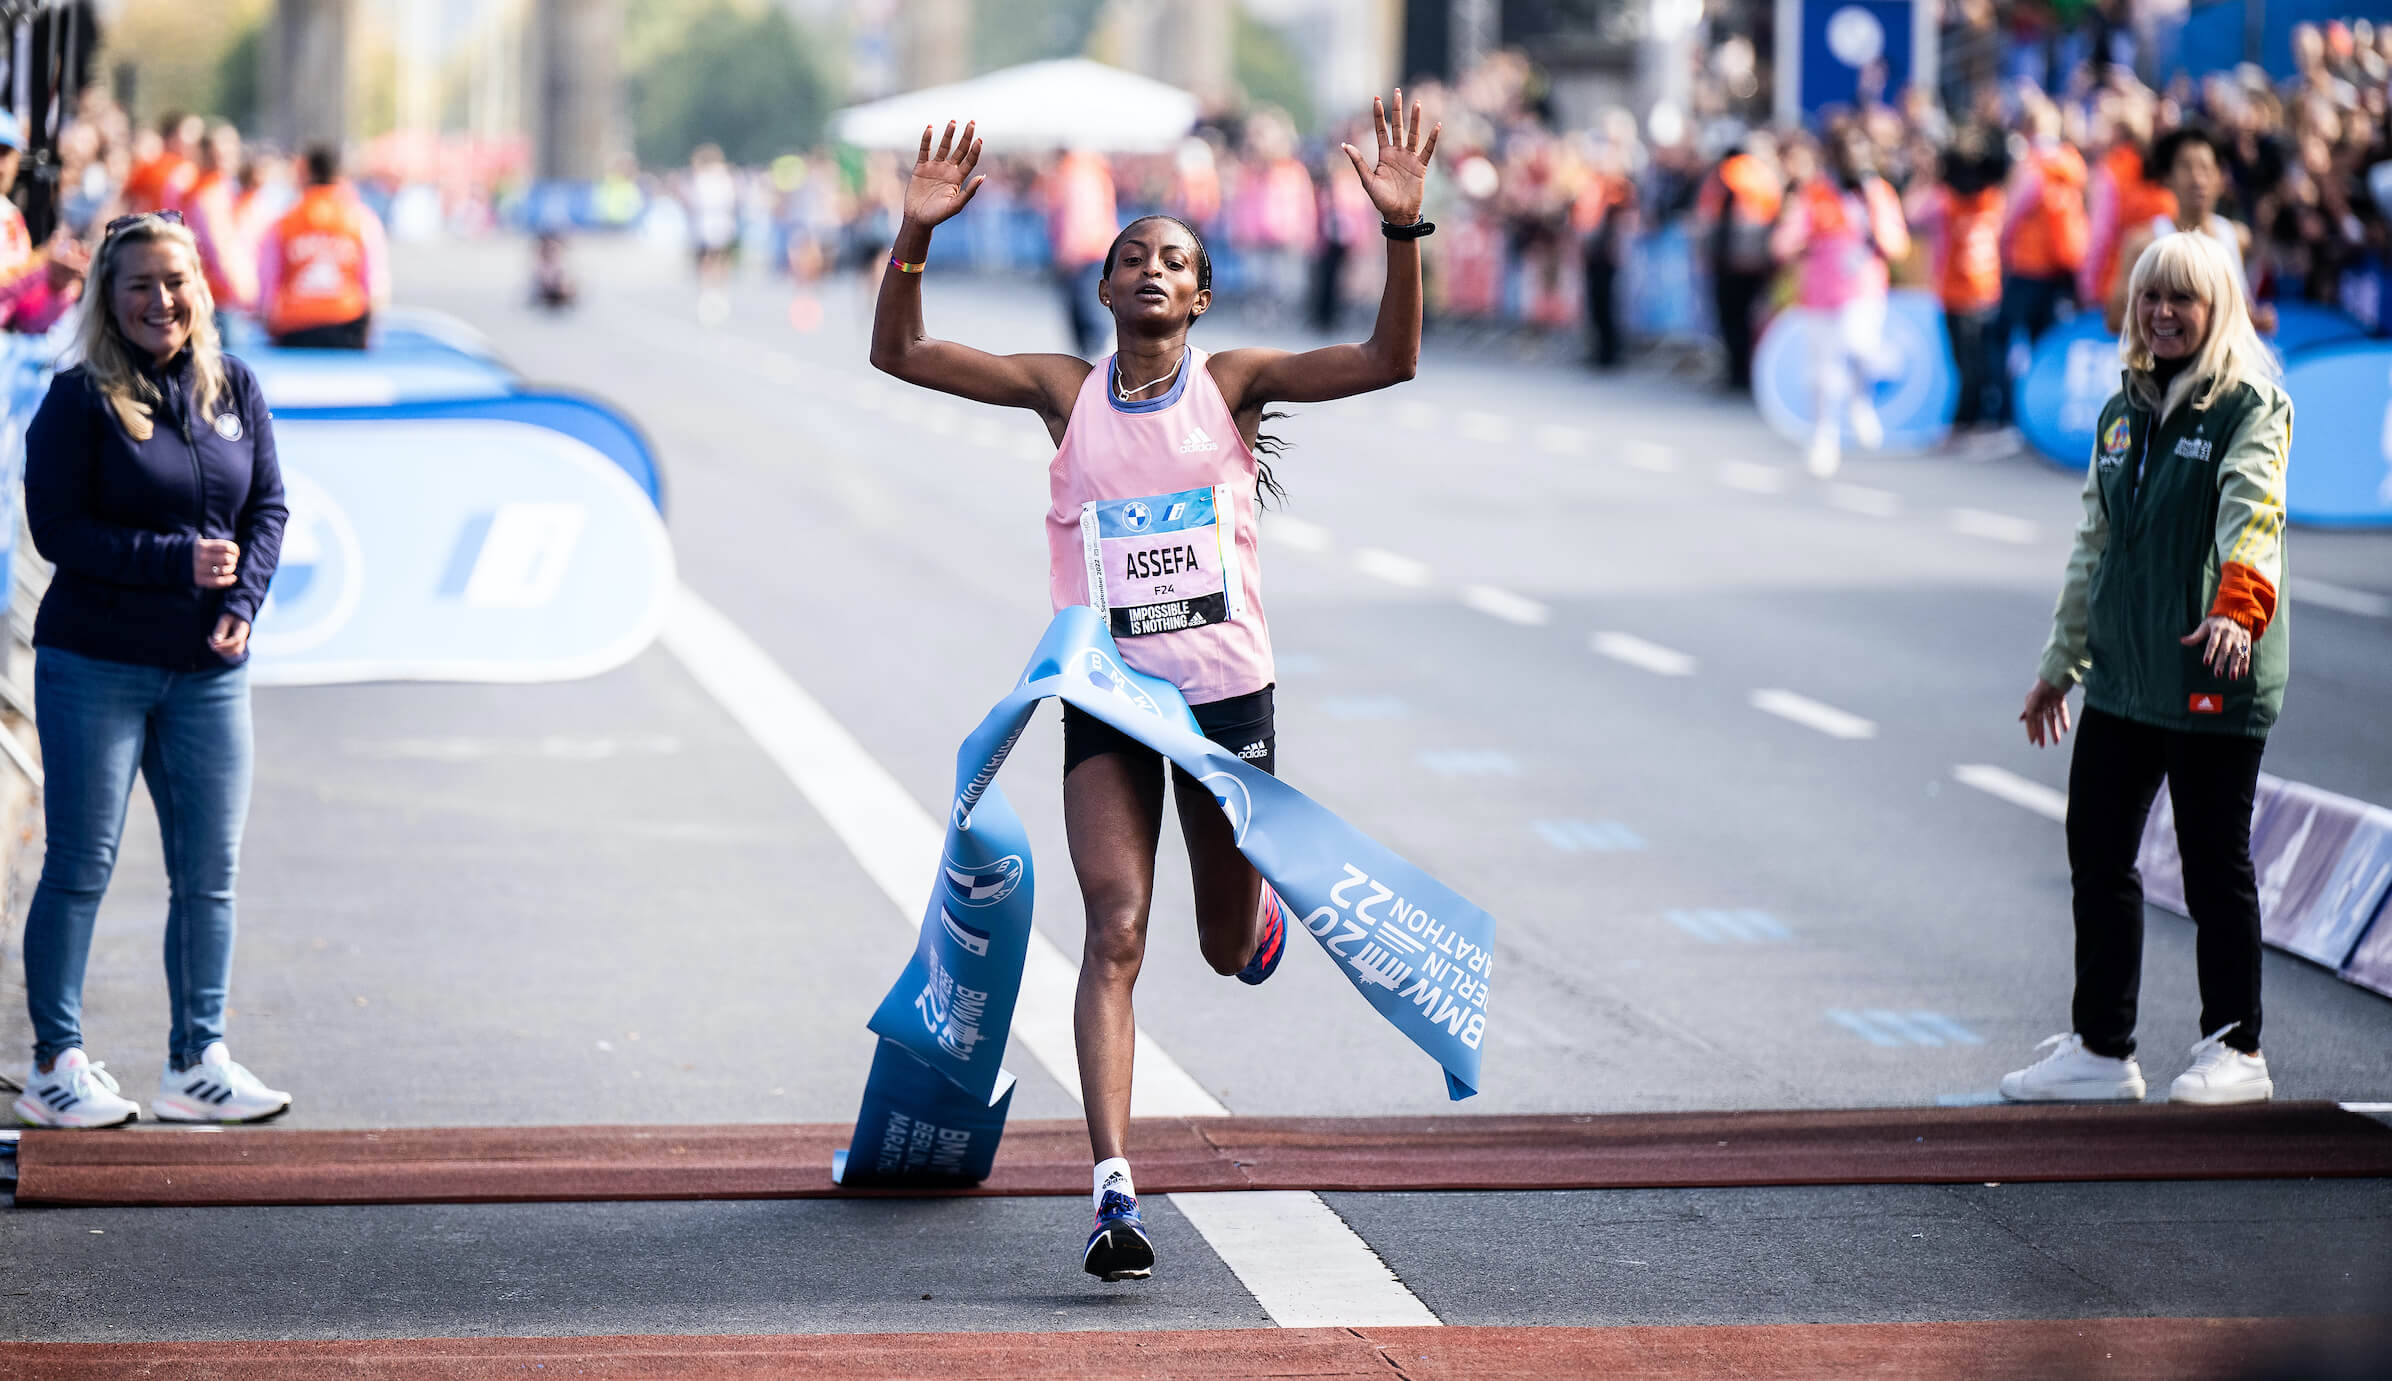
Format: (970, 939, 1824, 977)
(1080, 484, 1246, 639)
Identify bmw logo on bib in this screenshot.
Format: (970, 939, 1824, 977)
(1121, 501, 1150, 531)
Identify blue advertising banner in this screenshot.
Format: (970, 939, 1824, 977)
(2277, 344, 2392, 528)
(2016, 314, 2117, 471)
(278, 392, 665, 511)
(2019, 303, 2365, 475)
(1799, 1, 1914, 117)
(243, 344, 516, 408)
(837, 608, 1497, 1185)
(1754, 289, 1955, 452)
(252, 418, 676, 685)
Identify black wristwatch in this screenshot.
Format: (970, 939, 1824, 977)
(1382, 218, 1436, 240)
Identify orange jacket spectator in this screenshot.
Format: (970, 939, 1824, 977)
(257, 180, 388, 339)
(2004, 143, 2091, 277)
(1934, 185, 2006, 312)
(1046, 151, 1117, 270)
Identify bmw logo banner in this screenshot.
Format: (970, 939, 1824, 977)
(837, 607, 1494, 1187)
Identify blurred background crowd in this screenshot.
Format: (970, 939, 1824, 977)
(10, 0, 2392, 442)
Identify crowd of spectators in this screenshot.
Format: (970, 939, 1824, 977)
(639, 18, 2392, 453)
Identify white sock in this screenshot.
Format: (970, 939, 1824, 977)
(1093, 1156, 1134, 1210)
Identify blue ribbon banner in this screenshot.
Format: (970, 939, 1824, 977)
(834, 607, 1495, 1187)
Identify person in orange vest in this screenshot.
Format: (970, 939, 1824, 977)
(121, 112, 204, 215)
(255, 145, 390, 349)
(1908, 124, 2009, 430)
(1046, 148, 1118, 357)
(180, 124, 258, 318)
(1994, 103, 2090, 422)
(1693, 132, 1783, 391)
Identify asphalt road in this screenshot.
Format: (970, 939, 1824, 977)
(4, 237, 2388, 1343)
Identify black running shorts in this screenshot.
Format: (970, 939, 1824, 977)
(1062, 685, 1276, 779)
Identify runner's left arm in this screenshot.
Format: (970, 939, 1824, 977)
(1212, 93, 1440, 412)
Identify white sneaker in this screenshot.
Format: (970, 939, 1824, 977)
(1848, 397, 1885, 451)
(2169, 1027, 2273, 1105)
(12, 1048, 141, 1128)
(1807, 426, 1842, 478)
(153, 1042, 291, 1123)
(1999, 1033, 2147, 1102)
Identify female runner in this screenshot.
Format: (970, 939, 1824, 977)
(869, 94, 1438, 1280)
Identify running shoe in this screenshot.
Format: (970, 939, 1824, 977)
(1237, 890, 1288, 986)
(1998, 1033, 2146, 1102)
(2169, 1027, 2272, 1106)
(1082, 1188, 1155, 1281)
(152, 1042, 291, 1123)
(1848, 397, 1886, 451)
(12, 1048, 141, 1128)
(1806, 425, 1842, 478)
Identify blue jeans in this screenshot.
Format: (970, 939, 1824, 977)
(22, 646, 253, 1066)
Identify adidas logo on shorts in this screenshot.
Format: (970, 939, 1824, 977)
(1178, 425, 1219, 454)
(1237, 740, 1269, 760)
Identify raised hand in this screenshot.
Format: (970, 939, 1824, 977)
(1340, 89, 1441, 226)
(904, 120, 985, 229)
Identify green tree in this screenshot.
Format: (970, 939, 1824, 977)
(629, 2, 830, 167)
(212, 17, 265, 132)
(1234, 9, 1312, 133)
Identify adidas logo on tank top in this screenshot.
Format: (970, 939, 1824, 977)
(1177, 424, 1219, 454)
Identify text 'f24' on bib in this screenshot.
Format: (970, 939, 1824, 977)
(1081, 484, 1247, 638)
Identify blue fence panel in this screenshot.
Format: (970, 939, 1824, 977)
(274, 391, 664, 512)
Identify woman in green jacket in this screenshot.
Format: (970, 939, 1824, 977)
(2003, 231, 2290, 1107)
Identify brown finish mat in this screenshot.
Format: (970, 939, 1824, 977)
(4, 1319, 2381, 1380)
(13, 1102, 2389, 1208)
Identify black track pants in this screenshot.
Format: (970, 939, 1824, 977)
(2065, 707, 2266, 1057)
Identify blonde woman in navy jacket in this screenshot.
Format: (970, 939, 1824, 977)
(11, 212, 291, 1129)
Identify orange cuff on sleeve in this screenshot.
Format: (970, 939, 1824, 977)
(2210, 560, 2277, 637)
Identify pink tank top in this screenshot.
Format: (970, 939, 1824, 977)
(1047, 347, 1274, 705)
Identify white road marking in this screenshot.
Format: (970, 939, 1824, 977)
(664, 588, 1440, 1328)
(1624, 441, 1678, 472)
(1825, 483, 1901, 518)
(341, 735, 681, 761)
(660, 588, 1221, 1118)
(1828, 1009, 1981, 1047)
(1265, 515, 1333, 553)
(2290, 577, 2391, 619)
(1460, 583, 1550, 626)
(1532, 819, 1645, 853)
(1953, 764, 2067, 822)
(1353, 546, 1433, 588)
(1534, 424, 1590, 457)
(1719, 461, 1787, 494)
(1949, 508, 2039, 544)
(1168, 1191, 1441, 1328)
(1419, 749, 1520, 777)
(1322, 695, 1409, 720)
(1458, 410, 1512, 444)
(1666, 908, 1792, 942)
(1750, 689, 1877, 740)
(1591, 631, 1698, 677)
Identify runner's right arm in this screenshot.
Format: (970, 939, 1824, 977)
(869, 121, 1090, 433)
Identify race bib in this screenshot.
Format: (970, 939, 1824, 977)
(1080, 485, 1245, 638)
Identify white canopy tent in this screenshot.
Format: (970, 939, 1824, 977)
(830, 59, 1200, 155)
